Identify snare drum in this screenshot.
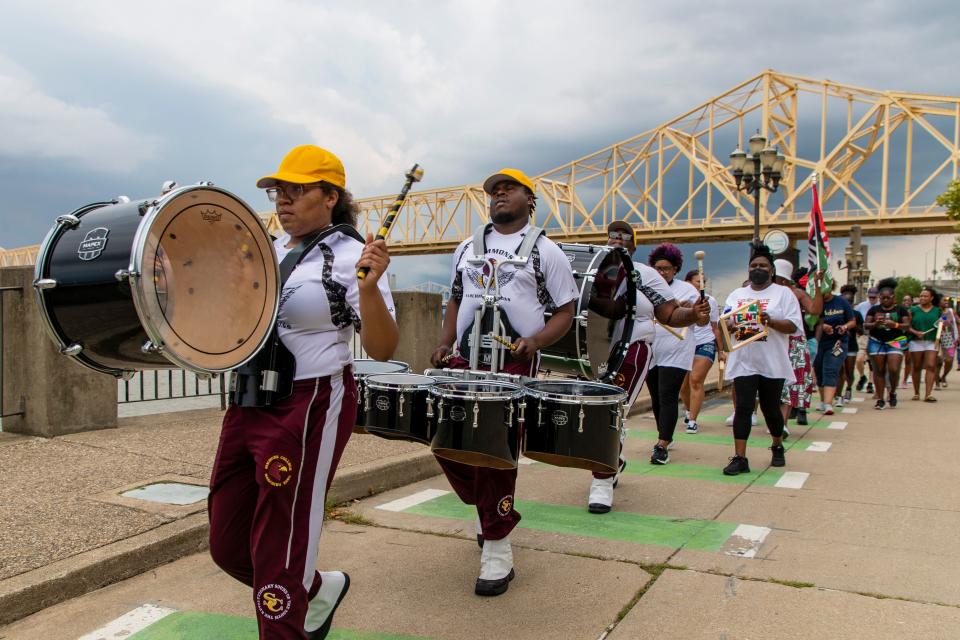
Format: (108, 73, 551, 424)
(539, 243, 636, 382)
(522, 380, 626, 474)
(32, 186, 279, 377)
(363, 373, 436, 445)
(429, 380, 525, 470)
(353, 359, 410, 429)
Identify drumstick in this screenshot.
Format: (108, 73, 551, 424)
(694, 250, 706, 301)
(357, 163, 424, 280)
(491, 334, 518, 351)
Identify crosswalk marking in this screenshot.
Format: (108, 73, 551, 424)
(377, 489, 450, 512)
(724, 524, 771, 558)
(774, 471, 810, 489)
(827, 421, 848, 430)
(841, 407, 858, 414)
(78, 604, 175, 640)
(806, 441, 833, 452)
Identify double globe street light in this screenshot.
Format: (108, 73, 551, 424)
(729, 133, 786, 242)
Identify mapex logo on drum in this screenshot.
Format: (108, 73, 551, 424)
(551, 410, 569, 426)
(375, 395, 390, 411)
(450, 406, 467, 422)
(77, 227, 110, 261)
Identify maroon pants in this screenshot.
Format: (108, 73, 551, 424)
(437, 356, 537, 540)
(209, 369, 356, 639)
(594, 340, 650, 479)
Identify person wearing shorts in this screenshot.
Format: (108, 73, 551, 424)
(864, 278, 911, 410)
(937, 297, 957, 388)
(908, 287, 942, 402)
(680, 269, 724, 435)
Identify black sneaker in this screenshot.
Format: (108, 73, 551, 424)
(788, 407, 798, 420)
(856, 375, 867, 391)
(889, 392, 898, 408)
(770, 445, 786, 467)
(796, 410, 808, 426)
(866, 382, 874, 394)
(874, 399, 885, 410)
(723, 456, 750, 476)
(650, 444, 669, 465)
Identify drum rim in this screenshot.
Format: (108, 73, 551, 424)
(353, 359, 411, 375)
(429, 379, 525, 400)
(33, 200, 133, 378)
(365, 373, 437, 390)
(129, 185, 280, 374)
(522, 380, 626, 404)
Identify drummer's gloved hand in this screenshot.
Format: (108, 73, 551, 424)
(431, 344, 453, 368)
(512, 337, 540, 362)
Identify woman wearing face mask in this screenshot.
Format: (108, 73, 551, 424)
(908, 287, 942, 402)
(864, 278, 911, 410)
(720, 243, 802, 475)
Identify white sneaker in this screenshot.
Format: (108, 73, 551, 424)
(685, 420, 698, 434)
(751, 413, 758, 426)
(725, 412, 735, 426)
(588, 477, 615, 514)
(834, 397, 844, 407)
(476, 536, 514, 596)
(304, 571, 351, 636)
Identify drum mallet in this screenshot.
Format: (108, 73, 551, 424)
(357, 163, 423, 280)
(491, 334, 518, 352)
(694, 250, 706, 300)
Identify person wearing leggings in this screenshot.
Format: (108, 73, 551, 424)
(647, 243, 711, 465)
(720, 243, 802, 476)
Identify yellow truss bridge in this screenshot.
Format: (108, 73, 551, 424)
(3, 69, 958, 266)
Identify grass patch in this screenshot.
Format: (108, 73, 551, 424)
(768, 578, 816, 589)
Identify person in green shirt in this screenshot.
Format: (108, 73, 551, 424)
(908, 287, 942, 402)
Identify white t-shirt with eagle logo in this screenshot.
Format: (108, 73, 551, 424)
(274, 231, 396, 380)
(722, 283, 802, 381)
(449, 224, 578, 343)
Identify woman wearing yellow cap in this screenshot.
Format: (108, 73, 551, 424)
(208, 145, 399, 639)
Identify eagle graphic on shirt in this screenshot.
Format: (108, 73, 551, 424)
(465, 258, 517, 291)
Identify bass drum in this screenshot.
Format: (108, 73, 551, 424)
(538, 243, 636, 382)
(32, 186, 279, 377)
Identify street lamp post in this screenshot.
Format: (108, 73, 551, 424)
(730, 133, 786, 243)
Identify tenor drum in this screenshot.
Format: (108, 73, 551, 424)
(538, 243, 636, 382)
(429, 380, 525, 470)
(522, 380, 626, 474)
(353, 359, 410, 429)
(32, 186, 279, 377)
(363, 373, 437, 445)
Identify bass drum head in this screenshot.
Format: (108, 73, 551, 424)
(131, 186, 279, 372)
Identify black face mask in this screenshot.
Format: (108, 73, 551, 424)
(749, 268, 770, 285)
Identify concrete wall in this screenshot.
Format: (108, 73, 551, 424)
(391, 291, 442, 375)
(1, 266, 117, 437)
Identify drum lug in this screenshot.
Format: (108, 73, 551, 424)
(518, 400, 526, 425)
(141, 339, 163, 355)
(472, 402, 480, 429)
(138, 201, 158, 216)
(60, 343, 83, 356)
(56, 214, 81, 228)
(538, 399, 544, 426)
(506, 401, 514, 426)
(398, 393, 405, 418)
(578, 406, 585, 433)
(364, 388, 371, 413)
(115, 269, 139, 281)
(34, 278, 57, 290)
(438, 399, 445, 423)
(426, 395, 434, 419)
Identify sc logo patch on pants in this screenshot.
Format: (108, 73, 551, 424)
(256, 583, 292, 620)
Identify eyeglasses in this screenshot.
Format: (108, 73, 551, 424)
(608, 231, 633, 242)
(265, 183, 324, 203)
(653, 264, 675, 273)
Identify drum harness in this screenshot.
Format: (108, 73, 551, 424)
(231, 224, 365, 408)
(460, 223, 545, 374)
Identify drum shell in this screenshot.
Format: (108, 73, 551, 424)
(353, 359, 410, 429)
(430, 383, 522, 470)
(363, 377, 434, 445)
(522, 398, 621, 474)
(37, 201, 168, 373)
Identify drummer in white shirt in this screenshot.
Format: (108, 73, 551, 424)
(647, 243, 711, 466)
(721, 243, 803, 475)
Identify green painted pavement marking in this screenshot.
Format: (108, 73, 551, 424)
(627, 429, 805, 450)
(129, 611, 432, 640)
(696, 412, 829, 428)
(404, 492, 739, 552)
(623, 462, 782, 486)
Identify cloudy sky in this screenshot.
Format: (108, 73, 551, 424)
(1, 0, 957, 296)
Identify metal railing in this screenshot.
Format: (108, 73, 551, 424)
(118, 369, 226, 410)
(0, 285, 25, 420)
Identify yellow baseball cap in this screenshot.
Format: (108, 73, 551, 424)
(256, 145, 346, 189)
(482, 168, 535, 195)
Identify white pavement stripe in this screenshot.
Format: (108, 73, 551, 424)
(518, 456, 536, 465)
(376, 489, 450, 512)
(806, 441, 833, 452)
(774, 471, 810, 489)
(78, 604, 176, 640)
(724, 524, 772, 558)
(827, 421, 848, 430)
(842, 407, 858, 414)
(851, 397, 865, 402)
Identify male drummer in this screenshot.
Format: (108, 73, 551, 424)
(586, 221, 709, 514)
(430, 168, 577, 597)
